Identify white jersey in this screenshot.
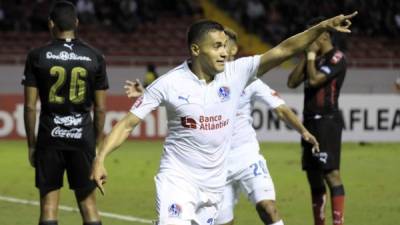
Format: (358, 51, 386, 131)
(130, 56, 261, 192)
(229, 79, 285, 165)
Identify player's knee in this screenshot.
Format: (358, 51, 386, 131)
(324, 170, 342, 186)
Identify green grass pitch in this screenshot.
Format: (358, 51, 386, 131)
(0, 140, 399, 225)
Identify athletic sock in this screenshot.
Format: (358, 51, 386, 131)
(38, 221, 58, 225)
(330, 185, 345, 225)
(83, 222, 102, 225)
(270, 219, 284, 225)
(311, 187, 327, 225)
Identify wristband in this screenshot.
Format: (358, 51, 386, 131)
(307, 52, 316, 60)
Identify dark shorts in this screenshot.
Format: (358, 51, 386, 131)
(34, 148, 96, 191)
(301, 114, 343, 171)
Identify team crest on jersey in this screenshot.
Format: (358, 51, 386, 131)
(133, 96, 144, 108)
(218, 86, 230, 102)
(207, 218, 215, 225)
(168, 203, 182, 217)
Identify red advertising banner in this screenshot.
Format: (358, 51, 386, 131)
(0, 95, 167, 140)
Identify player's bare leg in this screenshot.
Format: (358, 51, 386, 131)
(256, 200, 283, 225)
(325, 170, 345, 225)
(306, 171, 327, 225)
(39, 189, 60, 224)
(75, 188, 102, 224)
(324, 170, 342, 187)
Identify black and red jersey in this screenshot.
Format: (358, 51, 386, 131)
(303, 48, 346, 117)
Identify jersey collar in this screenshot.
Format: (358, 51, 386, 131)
(183, 60, 208, 85)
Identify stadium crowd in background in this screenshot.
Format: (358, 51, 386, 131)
(1, 0, 399, 42)
(0, 0, 202, 32)
(214, 0, 400, 44)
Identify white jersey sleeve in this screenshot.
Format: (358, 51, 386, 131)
(250, 79, 285, 109)
(226, 55, 261, 89)
(130, 77, 166, 119)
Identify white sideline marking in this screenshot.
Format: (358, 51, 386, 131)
(0, 195, 153, 224)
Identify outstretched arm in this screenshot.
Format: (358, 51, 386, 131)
(90, 112, 141, 195)
(257, 12, 357, 77)
(274, 105, 319, 152)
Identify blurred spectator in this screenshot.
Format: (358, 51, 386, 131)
(94, 0, 114, 27)
(116, 0, 139, 32)
(76, 0, 96, 24)
(262, 3, 287, 45)
(29, 0, 50, 32)
(0, 3, 5, 29)
(143, 64, 158, 88)
(243, 0, 266, 33)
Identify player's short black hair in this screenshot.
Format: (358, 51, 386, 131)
(187, 20, 225, 48)
(49, 1, 78, 31)
(224, 27, 238, 43)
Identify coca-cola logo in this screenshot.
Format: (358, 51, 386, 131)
(51, 127, 83, 139)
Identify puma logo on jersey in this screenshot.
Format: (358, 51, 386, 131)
(63, 43, 74, 51)
(178, 95, 190, 103)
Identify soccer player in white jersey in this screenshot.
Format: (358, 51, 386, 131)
(91, 13, 357, 225)
(125, 29, 319, 225)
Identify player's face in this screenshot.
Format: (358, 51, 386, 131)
(197, 30, 228, 75)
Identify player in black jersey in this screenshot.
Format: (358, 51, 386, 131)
(287, 17, 346, 225)
(22, 2, 108, 225)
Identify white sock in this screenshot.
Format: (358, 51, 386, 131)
(270, 220, 284, 225)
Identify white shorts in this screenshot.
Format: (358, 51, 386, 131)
(155, 171, 223, 225)
(215, 154, 276, 224)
